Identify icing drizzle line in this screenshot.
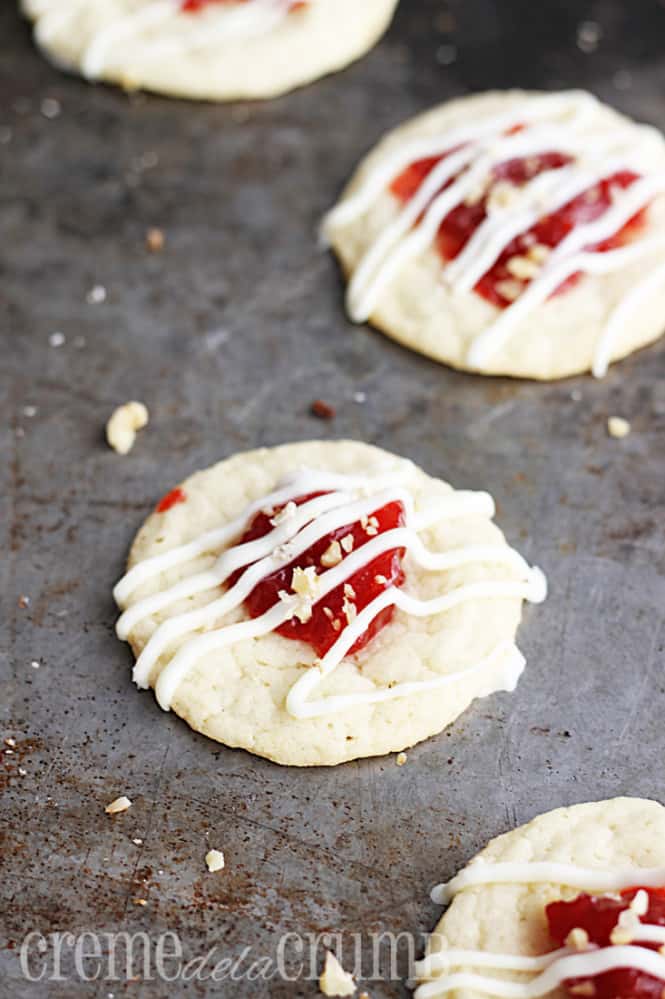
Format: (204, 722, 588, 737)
(114, 467, 546, 719)
(416, 862, 665, 998)
(322, 91, 665, 376)
(44, 0, 306, 80)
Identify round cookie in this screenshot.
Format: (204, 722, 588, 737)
(113, 441, 546, 767)
(418, 797, 665, 999)
(22, 0, 399, 101)
(323, 90, 665, 380)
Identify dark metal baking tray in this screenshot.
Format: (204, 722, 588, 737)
(1, 0, 664, 995)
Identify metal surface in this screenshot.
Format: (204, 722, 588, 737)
(1, 1, 665, 995)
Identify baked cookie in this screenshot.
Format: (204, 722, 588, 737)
(417, 797, 665, 999)
(22, 0, 399, 101)
(113, 441, 546, 766)
(323, 90, 665, 380)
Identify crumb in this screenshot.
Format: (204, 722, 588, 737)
(106, 401, 149, 455)
(132, 838, 143, 846)
(353, 392, 366, 404)
(396, 752, 407, 766)
(146, 227, 165, 252)
(49, 331, 65, 348)
(291, 566, 320, 600)
(18, 767, 27, 776)
(4, 737, 16, 748)
(205, 849, 225, 873)
(340, 534, 354, 554)
(577, 20, 602, 53)
(105, 796, 132, 815)
(18, 595, 30, 609)
(311, 399, 336, 420)
(570, 984, 596, 997)
(566, 927, 590, 951)
(319, 951, 356, 997)
(132, 898, 147, 907)
(506, 255, 541, 280)
(321, 540, 343, 568)
(607, 416, 631, 439)
(40, 97, 61, 119)
(495, 279, 523, 302)
(22, 405, 38, 418)
(30, 660, 40, 669)
(270, 500, 296, 526)
(527, 243, 550, 264)
(86, 284, 107, 305)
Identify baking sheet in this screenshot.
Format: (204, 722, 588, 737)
(1, 0, 665, 995)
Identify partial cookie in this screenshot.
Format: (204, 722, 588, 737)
(324, 90, 665, 380)
(113, 441, 546, 766)
(417, 797, 665, 999)
(22, 0, 399, 101)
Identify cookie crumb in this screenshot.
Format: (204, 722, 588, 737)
(607, 416, 631, 439)
(506, 255, 541, 280)
(132, 838, 143, 846)
(40, 97, 61, 119)
(4, 737, 16, 748)
(396, 752, 408, 767)
(106, 401, 149, 455)
(105, 796, 132, 815)
(495, 279, 523, 302)
(569, 984, 596, 997)
(319, 951, 356, 997)
(205, 849, 225, 873)
(86, 284, 107, 305)
(146, 227, 165, 252)
(311, 399, 336, 420)
(132, 898, 147, 907)
(270, 500, 296, 527)
(565, 927, 590, 951)
(321, 540, 343, 568)
(340, 534, 354, 554)
(18, 595, 31, 609)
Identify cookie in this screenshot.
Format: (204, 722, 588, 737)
(417, 797, 665, 999)
(113, 441, 546, 766)
(22, 0, 399, 101)
(323, 90, 665, 380)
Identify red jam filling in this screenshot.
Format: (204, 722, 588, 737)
(181, 0, 305, 12)
(547, 887, 665, 999)
(231, 493, 406, 658)
(156, 487, 187, 513)
(391, 146, 647, 308)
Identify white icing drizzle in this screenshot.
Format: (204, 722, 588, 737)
(432, 860, 665, 905)
(322, 91, 665, 375)
(82, 0, 299, 80)
(415, 947, 665, 999)
(114, 467, 545, 718)
(417, 861, 665, 998)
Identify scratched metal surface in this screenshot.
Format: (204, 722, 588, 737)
(1, 0, 665, 995)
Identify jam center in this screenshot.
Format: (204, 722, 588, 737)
(181, 0, 304, 13)
(391, 146, 645, 308)
(547, 888, 665, 999)
(232, 492, 407, 658)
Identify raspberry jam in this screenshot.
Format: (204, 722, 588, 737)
(547, 888, 665, 999)
(232, 493, 406, 658)
(391, 149, 646, 307)
(156, 487, 187, 513)
(181, 0, 304, 12)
